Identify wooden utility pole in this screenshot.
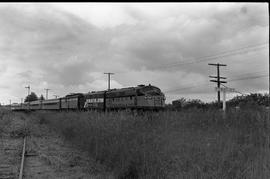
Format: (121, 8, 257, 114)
(215, 87, 236, 119)
(25, 85, 30, 110)
(25, 85, 30, 97)
(209, 63, 227, 107)
(44, 88, 50, 99)
(104, 72, 114, 90)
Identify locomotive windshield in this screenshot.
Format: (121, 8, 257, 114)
(139, 85, 164, 96)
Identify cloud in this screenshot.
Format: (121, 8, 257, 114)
(0, 3, 268, 104)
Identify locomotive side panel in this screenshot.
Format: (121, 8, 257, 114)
(61, 94, 85, 110)
(106, 87, 137, 109)
(106, 96, 136, 109)
(61, 98, 78, 109)
(84, 91, 105, 110)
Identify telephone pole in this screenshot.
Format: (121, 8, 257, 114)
(208, 63, 227, 107)
(25, 85, 30, 110)
(104, 72, 114, 90)
(25, 85, 30, 96)
(44, 88, 50, 99)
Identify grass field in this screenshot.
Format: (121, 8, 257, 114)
(0, 109, 13, 135)
(30, 107, 269, 178)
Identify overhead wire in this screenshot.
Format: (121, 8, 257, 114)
(112, 41, 269, 97)
(164, 72, 268, 94)
(115, 41, 268, 74)
(220, 84, 246, 95)
(228, 74, 268, 82)
(226, 69, 268, 79)
(155, 43, 268, 70)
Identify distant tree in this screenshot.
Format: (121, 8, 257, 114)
(172, 98, 206, 110)
(172, 97, 186, 110)
(184, 99, 205, 109)
(227, 93, 269, 107)
(24, 92, 38, 102)
(164, 104, 174, 111)
(39, 94, 45, 101)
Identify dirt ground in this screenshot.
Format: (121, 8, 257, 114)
(0, 112, 113, 179)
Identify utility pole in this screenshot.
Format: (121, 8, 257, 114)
(44, 88, 50, 99)
(25, 85, 30, 97)
(25, 85, 30, 110)
(208, 63, 227, 107)
(104, 72, 114, 90)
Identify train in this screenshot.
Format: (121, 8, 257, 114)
(11, 84, 165, 111)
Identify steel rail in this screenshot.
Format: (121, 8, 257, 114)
(19, 137, 26, 179)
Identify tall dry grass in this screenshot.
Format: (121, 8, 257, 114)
(0, 108, 12, 134)
(33, 108, 270, 179)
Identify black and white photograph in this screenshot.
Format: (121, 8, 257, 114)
(0, 2, 269, 178)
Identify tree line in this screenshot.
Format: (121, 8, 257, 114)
(169, 93, 269, 110)
(24, 92, 45, 102)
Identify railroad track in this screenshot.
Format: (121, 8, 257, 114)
(18, 137, 26, 179)
(18, 123, 38, 179)
(0, 137, 28, 179)
(0, 115, 32, 179)
(0, 135, 25, 179)
(1, 113, 96, 178)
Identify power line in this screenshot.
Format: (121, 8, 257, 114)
(228, 74, 268, 82)
(164, 83, 210, 93)
(164, 73, 268, 94)
(221, 84, 245, 95)
(226, 69, 268, 79)
(156, 43, 268, 70)
(116, 42, 268, 74)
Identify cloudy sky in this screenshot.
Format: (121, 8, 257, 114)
(0, 3, 268, 104)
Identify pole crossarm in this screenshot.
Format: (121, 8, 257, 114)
(209, 75, 227, 79)
(215, 87, 236, 93)
(208, 63, 227, 66)
(208, 63, 227, 107)
(210, 80, 227, 83)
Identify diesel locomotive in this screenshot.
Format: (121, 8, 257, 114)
(11, 84, 165, 111)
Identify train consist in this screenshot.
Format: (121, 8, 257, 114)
(11, 84, 165, 111)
